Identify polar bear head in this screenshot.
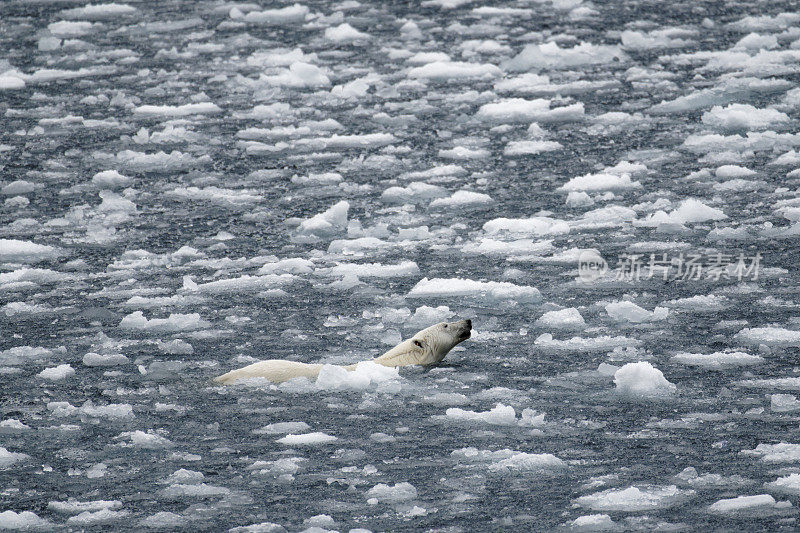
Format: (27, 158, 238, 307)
(375, 319, 472, 367)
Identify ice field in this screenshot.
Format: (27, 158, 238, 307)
(4, 0, 800, 530)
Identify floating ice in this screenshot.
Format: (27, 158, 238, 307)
(605, 301, 668, 323)
(575, 205, 637, 228)
(702, 104, 789, 131)
(477, 98, 584, 123)
(263, 62, 332, 88)
(738, 377, 800, 390)
(120, 311, 210, 332)
(257, 258, 314, 275)
(246, 48, 317, 68)
(22, 67, 115, 84)
(569, 513, 615, 531)
(405, 306, 453, 329)
(621, 28, 694, 50)
(489, 452, 565, 473)
(742, 443, 800, 462)
(665, 294, 728, 312)
(0, 419, 30, 433)
(168, 186, 262, 206)
(115, 430, 173, 449)
(682, 131, 800, 155)
(228, 522, 286, 533)
(139, 512, 185, 529)
(673, 467, 751, 489)
(365, 482, 417, 504)
(429, 190, 493, 208)
(708, 494, 783, 513)
(325, 23, 370, 42)
(37, 364, 75, 381)
(3, 302, 58, 317)
(290, 172, 342, 185)
(536, 308, 586, 329)
(47, 20, 95, 37)
(0, 511, 53, 530)
(253, 422, 311, 435)
(159, 483, 230, 499)
(276, 432, 338, 445)
(164, 469, 204, 484)
(483, 216, 570, 236)
(439, 146, 490, 160)
(114, 150, 207, 172)
(463, 238, 553, 256)
(188, 275, 293, 295)
(445, 403, 518, 425)
(48, 400, 133, 420)
(408, 277, 541, 303)
(49, 499, 122, 514)
(658, 198, 727, 225)
(134, 102, 222, 116)
(0, 71, 25, 90)
(157, 339, 194, 355)
(0, 346, 61, 366)
(728, 12, 800, 31)
(765, 474, 800, 495)
(230, 4, 309, 24)
(451, 445, 562, 474)
(92, 170, 131, 188)
(715, 165, 757, 178)
(60, 3, 137, 19)
(0, 446, 29, 468)
(734, 327, 800, 346)
(577, 485, 694, 511)
(504, 41, 625, 71)
(0, 240, 62, 263)
(535, 334, 640, 352)
(672, 351, 763, 369)
(83, 352, 129, 366)
(381, 182, 448, 204)
(294, 201, 349, 241)
(614, 362, 676, 398)
(313, 361, 401, 391)
(651, 77, 792, 114)
(770, 394, 800, 412)
(406, 52, 450, 65)
(327, 237, 394, 254)
(503, 140, 563, 156)
(1, 180, 34, 195)
(407, 61, 502, 81)
(400, 164, 467, 180)
(316, 261, 419, 278)
(558, 173, 641, 192)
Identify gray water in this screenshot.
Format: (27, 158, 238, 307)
(2, 0, 800, 531)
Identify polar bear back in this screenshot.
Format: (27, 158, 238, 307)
(213, 360, 323, 385)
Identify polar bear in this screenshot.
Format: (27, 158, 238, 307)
(214, 319, 472, 385)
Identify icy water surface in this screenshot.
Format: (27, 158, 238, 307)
(3, 0, 800, 530)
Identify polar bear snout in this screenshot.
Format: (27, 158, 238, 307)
(452, 319, 472, 341)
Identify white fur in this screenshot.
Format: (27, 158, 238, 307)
(214, 319, 471, 385)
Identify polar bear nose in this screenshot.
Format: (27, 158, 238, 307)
(465, 319, 472, 329)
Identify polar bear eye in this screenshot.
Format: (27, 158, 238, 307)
(442, 324, 448, 328)
(413, 340, 423, 348)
